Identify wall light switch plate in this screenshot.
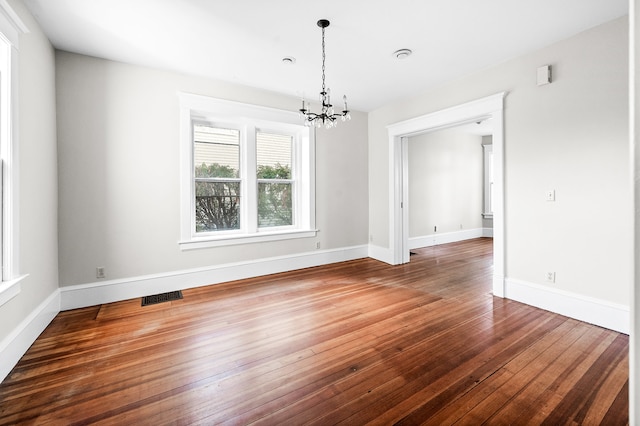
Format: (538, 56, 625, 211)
(545, 190, 555, 201)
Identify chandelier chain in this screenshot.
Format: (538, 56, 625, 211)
(321, 26, 326, 94)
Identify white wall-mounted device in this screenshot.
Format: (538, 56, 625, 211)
(537, 65, 552, 86)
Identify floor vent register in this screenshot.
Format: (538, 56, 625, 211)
(141, 290, 183, 306)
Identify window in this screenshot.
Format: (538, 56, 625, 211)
(194, 125, 241, 232)
(0, 2, 27, 307)
(179, 94, 316, 249)
(257, 131, 293, 228)
(482, 143, 493, 218)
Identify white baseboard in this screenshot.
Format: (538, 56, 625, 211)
(482, 227, 493, 237)
(368, 244, 395, 265)
(61, 245, 369, 311)
(505, 278, 629, 334)
(409, 228, 485, 249)
(0, 289, 60, 383)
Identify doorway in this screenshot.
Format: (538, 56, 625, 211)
(387, 93, 506, 297)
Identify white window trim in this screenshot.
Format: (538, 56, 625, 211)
(178, 93, 316, 250)
(0, 0, 27, 307)
(482, 143, 493, 219)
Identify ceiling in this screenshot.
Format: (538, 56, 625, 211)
(23, 0, 628, 112)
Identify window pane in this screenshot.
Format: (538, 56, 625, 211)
(194, 125, 240, 178)
(258, 182, 292, 227)
(256, 132, 291, 179)
(195, 181, 241, 232)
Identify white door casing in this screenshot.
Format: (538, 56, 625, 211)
(386, 92, 506, 297)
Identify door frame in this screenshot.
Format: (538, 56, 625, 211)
(386, 92, 506, 297)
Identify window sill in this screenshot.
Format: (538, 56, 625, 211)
(0, 274, 28, 307)
(179, 229, 318, 250)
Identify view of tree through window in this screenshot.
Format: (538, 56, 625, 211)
(194, 125, 241, 232)
(193, 126, 295, 233)
(257, 132, 293, 228)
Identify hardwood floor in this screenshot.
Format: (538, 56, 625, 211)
(0, 238, 628, 425)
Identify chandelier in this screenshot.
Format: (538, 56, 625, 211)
(299, 19, 351, 129)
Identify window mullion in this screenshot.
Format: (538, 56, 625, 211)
(293, 132, 301, 227)
(244, 125, 257, 233)
(294, 130, 306, 228)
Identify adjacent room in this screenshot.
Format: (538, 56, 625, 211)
(0, 0, 637, 423)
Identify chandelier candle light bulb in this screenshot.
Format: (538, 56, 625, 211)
(299, 19, 350, 128)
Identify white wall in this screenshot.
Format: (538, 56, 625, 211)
(55, 52, 369, 288)
(0, 0, 58, 367)
(369, 17, 630, 308)
(408, 127, 483, 239)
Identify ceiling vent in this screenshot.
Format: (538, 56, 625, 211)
(393, 49, 413, 60)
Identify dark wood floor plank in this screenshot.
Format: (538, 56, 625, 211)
(330, 311, 566, 426)
(580, 349, 629, 424)
(0, 238, 628, 425)
(539, 333, 629, 425)
(601, 378, 630, 425)
(419, 317, 585, 425)
(458, 321, 606, 424)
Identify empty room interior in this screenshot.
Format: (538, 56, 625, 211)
(0, 0, 639, 423)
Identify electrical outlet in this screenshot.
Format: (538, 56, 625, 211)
(316, 242, 320, 249)
(96, 267, 106, 279)
(546, 272, 555, 283)
(434, 226, 437, 233)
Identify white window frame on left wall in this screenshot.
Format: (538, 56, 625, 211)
(0, 1, 28, 308)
